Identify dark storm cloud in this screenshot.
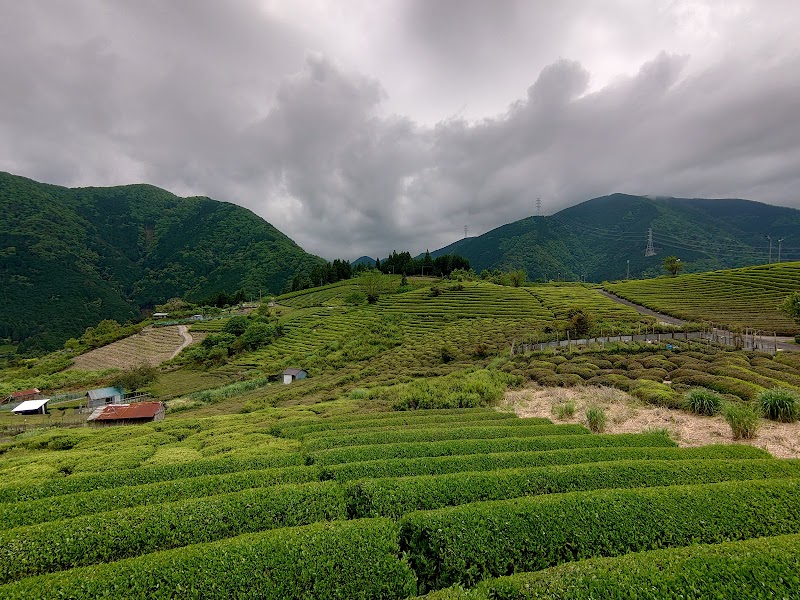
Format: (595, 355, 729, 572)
(2, 1, 800, 259)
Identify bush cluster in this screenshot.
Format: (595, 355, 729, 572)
(399, 478, 800, 593)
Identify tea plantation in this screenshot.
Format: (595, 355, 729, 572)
(605, 261, 800, 333)
(3, 275, 800, 597)
(1, 405, 800, 598)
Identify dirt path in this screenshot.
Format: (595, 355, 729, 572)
(171, 325, 193, 359)
(597, 290, 686, 325)
(597, 289, 800, 351)
(504, 386, 800, 458)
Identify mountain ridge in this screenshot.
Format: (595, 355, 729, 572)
(431, 193, 800, 281)
(0, 171, 324, 352)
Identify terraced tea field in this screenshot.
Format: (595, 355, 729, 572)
(605, 261, 800, 333)
(2, 406, 799, 598)
(69, 326, 197, 371)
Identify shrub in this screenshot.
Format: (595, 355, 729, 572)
(346, 459, 800, 520)
(308, 433, 675, 466)
(723, 403, 760, 440)
(630, 382, 682, 409)
(0, 482, 349, 582)
(585, 406, 606, 433)
(685, 388, 723, 415)
(399, 479, 800, 593)
(758, 388, 800, 422)
(1, 519, 416, 600)
(552, 401, 576, 420)
(321, 444, 767, 482)
(223, 315, 250, 336)
(453, 534, 800, 600)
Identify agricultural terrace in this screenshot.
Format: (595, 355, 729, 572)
(605, 261, 800, 333)
(69, 325, 195, 371)
(169, 281, 654, 412)
(2, 405, 800, 598)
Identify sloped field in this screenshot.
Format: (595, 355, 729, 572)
(70, 326, 196, 370)
(605, 261, 800, 333)
(1, 407, 799, 598)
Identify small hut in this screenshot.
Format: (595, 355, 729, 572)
(86, 387, 124, 410)
(86, 402, 165, 426)
(4, 388, 41, 405)
(12, 398, 49, 415)
(283, 368, 308, 385)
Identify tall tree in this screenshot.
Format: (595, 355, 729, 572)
(663, 256, 683, 276)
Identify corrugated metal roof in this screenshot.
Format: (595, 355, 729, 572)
(283, 368, 306, 376)
(87, 387, 123, 401)
(12, 398, 49, 413)
(87, 402, 164, 421)
(10, 388, 40, 399)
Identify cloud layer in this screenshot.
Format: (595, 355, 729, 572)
(2, 1, 799, 259)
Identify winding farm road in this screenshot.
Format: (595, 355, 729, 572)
(596, 289, 800, 352)
(171, 325, 193, 359)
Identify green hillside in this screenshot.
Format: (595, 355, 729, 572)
(605, 261, 800, 334)
(0, 172, 324, 353)
(433, 193, 800, 282)
(3, 275, 800, 596)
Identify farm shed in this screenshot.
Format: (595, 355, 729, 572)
(191, 314, 204, 321)
(4, 388, 41, 405)
(283, 368, 308, 384)
(11, 398, 49, 415)
(152, 312, 169, 319)
(86, 387, 124, 410)
(86, 401, 165, 426)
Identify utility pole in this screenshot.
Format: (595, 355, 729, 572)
(767, 235, 773, 264)
(536, 197, 541, 217)
(778, 238, 785, 263)
(626, 259, 630, 280)
(645, 228, 656, 257)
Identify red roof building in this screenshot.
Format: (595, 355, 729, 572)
(86, 402, 165, 426)
(9, 388, 41, 400)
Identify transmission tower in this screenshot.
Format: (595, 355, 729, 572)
(766, 235, 773, 264)
(778, 238, 785, 263)
(536, 197, 541, 217)
(644, 228, 656, 257)
(464, 225, 468, 239)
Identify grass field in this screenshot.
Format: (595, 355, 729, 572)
(605, 261, 800, 333)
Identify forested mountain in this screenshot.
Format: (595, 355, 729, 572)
(0, 172, 323, 352)
(432, 193, 800, 282)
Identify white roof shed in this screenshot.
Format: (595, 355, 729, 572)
(12, 398, 50, 414)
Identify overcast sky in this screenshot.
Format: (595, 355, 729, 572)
(2, 1, 799, 259)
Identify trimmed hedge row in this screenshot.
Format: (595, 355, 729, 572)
(279, 412, 522, 437)
(0, 465, 319, 531)
(419, 534, 800, 599)
(321, 444, 773, 482)
(346, 459, 800, 519)
(0, 519, 416, 600)
(399, 478, 800, 593)
(0, 452, 303, 503)
(296, 417, 551, 441)
(0, 482, 347, 583)
(302, 424, 588, 452)
(308, 433, 677, 466)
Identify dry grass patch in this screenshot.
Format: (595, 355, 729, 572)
(504, 385, 800, 458)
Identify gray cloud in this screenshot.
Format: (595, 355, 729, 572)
(2, 1, 800, 260)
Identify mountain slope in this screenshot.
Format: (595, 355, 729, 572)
(433, 193, 800, 281)
(0, 172, 323, 352)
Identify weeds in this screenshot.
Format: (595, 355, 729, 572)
(552, 401, 576, 420)
(684, 388, 723, 416)
(723, 403, 760, 440)
(585, 406, 607, 433)
(758, 388, 799, 422)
